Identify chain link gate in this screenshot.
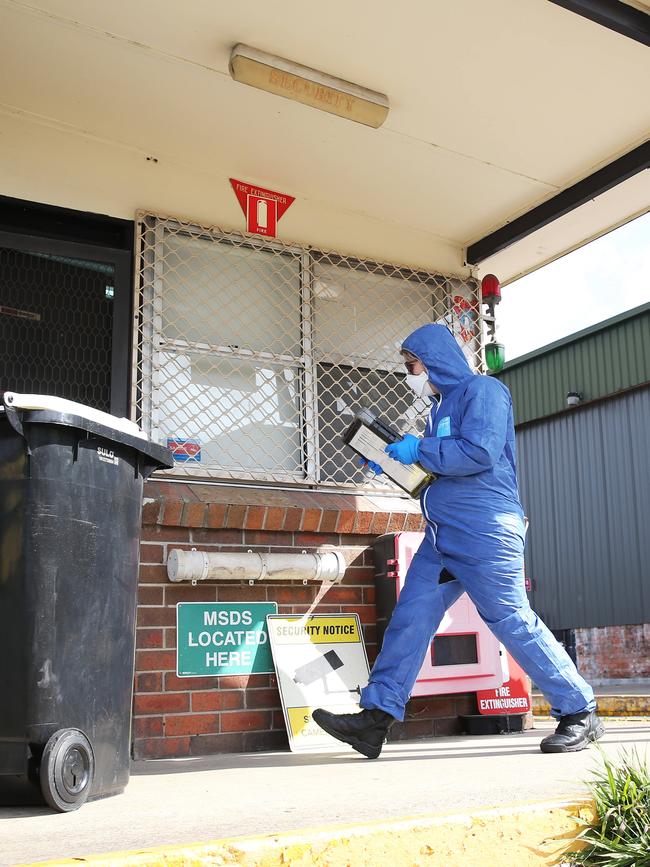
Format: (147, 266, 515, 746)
(133, 213, 483, 491)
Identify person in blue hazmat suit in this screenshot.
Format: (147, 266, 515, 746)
(313, 323, 604, 759)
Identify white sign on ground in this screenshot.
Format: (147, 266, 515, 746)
(267, 613, 370, 752)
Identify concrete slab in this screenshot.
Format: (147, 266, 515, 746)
(9, 801, 599, 867)
(1, 719, 648, 867)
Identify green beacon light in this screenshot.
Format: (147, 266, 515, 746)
(485, 341, 505, 373)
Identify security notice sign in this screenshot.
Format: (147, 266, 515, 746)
(176, 603, 277, 677)
(267, 613, 370, 752)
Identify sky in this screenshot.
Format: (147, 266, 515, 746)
(495, 210, 650, 362)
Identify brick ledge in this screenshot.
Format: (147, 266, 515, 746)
(143, 481, 424, 536)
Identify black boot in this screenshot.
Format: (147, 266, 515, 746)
(540, 711, 605, 753)
(312, 708, 395, 759)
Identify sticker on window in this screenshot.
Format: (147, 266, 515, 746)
(167, 438, 201, 463)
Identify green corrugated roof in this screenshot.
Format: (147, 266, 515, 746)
(495, 302, 650, 425)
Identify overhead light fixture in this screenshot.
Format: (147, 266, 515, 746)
(229, 44, 389, 128)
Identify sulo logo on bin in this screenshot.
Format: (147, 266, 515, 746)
(97, 446, 119, 466)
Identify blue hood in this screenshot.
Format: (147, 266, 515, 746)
(402, 323, 475, 395)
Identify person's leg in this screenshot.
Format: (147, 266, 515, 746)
(455, 555, 602, 751)
(462, 567, 595, 718)
(312, 538, 464, 758)
(360, 540, 465, 721)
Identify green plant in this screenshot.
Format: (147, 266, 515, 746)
(567, 747, 650, 866)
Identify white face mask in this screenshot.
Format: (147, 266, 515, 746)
(405, 371, 431, 398)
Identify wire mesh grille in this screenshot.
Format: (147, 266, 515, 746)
(133, 213, 483, 490)
(1, 246, 114, 411)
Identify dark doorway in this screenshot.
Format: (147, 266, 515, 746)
(0, 231, 131, 416)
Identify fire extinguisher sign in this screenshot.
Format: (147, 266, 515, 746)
(247, 194, 277, 237)
(230, 178, 295, 239)
(475, 656, 532, 715)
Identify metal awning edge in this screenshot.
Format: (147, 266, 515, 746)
(466, 141, 650, 265)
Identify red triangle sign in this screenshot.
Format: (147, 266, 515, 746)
(230, 179, 295, 221)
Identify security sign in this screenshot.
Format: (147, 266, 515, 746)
(230, 178, 295, 238)
(267, 613, 370, 752)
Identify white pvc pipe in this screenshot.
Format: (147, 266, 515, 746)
(167, 548, 346, 584)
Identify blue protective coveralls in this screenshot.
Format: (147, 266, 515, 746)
(360, 323, 595, 722)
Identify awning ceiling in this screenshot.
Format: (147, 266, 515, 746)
(0, 0, 648, 281)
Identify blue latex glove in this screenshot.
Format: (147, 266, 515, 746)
(385, 434, 420, 465)
(358, 457, 383, 476)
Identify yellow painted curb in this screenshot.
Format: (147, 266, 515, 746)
(533, 694, 650, 717)
(15, 798, 596, 867)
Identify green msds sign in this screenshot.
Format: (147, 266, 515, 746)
(176, 602, 277, 677)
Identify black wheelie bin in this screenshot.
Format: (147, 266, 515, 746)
(0, 392, 172, 811)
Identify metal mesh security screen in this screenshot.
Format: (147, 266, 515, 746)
(133, 214, 482, 489)
(0, 246, 115, 411)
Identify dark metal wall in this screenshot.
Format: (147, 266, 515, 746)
(518, 385, 650, 630)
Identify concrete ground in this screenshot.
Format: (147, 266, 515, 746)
(1, 718, 649, 866)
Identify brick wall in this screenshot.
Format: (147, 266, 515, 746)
(133, 481, 478, 759)
(575, 624, 650, 680)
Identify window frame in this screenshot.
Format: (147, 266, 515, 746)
(134, 216, 478, 489)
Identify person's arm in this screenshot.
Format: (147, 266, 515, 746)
(416, 377, 510, 476)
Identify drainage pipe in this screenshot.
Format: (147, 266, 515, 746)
(167, 548, 346, 584)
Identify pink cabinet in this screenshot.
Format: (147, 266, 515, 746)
(375, 532, 506, 696)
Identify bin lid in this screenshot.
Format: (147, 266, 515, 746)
(2, 393, 147, 439)
(1, 392, 174, 470)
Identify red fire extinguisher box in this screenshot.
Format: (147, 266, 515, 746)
(373, 532, 532, 734)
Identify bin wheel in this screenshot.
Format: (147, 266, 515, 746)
(39, 728, 94, 812)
